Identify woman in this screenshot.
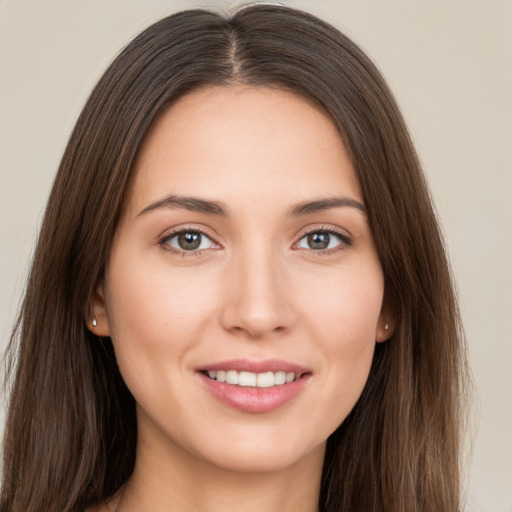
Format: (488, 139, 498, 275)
(1, 5, 467, 512)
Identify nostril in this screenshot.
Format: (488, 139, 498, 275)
(219, 278, 296, 338)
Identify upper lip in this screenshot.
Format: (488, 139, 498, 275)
(198, 359, 311, 375)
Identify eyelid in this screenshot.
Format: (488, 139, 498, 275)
(293, 225, 352, 253)
(158, 225, 222, 255)
(157, 223, 351, 257)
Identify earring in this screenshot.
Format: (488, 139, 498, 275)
(92, 317, 98, 327)
(384, 324, 389, 330)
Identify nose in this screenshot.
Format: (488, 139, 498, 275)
(220, 245, 296, 340)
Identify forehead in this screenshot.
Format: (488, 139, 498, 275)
(126, 85, 362, 215)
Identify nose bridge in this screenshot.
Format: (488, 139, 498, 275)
(221, 238, 294, 338)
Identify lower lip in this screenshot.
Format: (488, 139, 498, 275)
(198, 373, 310, 413)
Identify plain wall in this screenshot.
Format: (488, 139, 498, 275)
(0, 1, 510, 510)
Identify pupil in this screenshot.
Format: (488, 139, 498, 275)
(178, 232, 201, 250)
(308, 232, 329, 249)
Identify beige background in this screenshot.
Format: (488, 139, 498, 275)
(0, 1, 510, 510)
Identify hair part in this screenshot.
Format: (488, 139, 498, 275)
(2, 5, 468, 512)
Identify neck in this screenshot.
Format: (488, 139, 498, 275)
(117, 421, 325, 512)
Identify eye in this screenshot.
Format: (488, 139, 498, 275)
(161, 229, 217, 252)
(296, 229, 350, 251)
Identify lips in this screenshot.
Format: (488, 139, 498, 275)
(205, 369, 300, 388)
(197, 359, 311, 413)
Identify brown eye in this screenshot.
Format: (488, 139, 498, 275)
(178, 232, 202, 250)
(307, 232, 330, 250)
(296, 230, 350, 251)
(163, 230, 216, 252)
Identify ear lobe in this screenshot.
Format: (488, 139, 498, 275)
(376, 317, 395, 343)
(376, 299, 396, 342)
(87, 280, 111, 337)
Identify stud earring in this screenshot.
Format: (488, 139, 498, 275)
(92, 317, 98, 327)
(384, 324, 389, 330)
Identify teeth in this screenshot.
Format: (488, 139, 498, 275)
(238, 371, 256, 386)
(226, 370, 238, 385)
(206, 370, 300, 387)
(257, 372, 274, 388)
(274, 371, 286, 385)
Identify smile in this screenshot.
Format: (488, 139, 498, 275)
(197, 360, 311, 413)
(204, 370, 300, 388)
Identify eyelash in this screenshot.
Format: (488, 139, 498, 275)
(158, 226, 351, 257)
(296, 227, 352, 256)
(159, 227, 216, 257)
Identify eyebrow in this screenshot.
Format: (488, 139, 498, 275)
(137, 194, 366, 218)
(138, 195, 229, 217)
(288, 197, 366, 216)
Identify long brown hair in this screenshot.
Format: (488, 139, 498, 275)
(2, 5, 468, 511)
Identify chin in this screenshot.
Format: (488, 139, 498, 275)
(185, 423, 329, 475)
(209, 444, 325, 475)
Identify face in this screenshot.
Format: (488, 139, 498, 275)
(92, 86, 391, 474)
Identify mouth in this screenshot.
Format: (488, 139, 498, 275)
(201, 369, 303, 388)
(197, 360, 312, 413)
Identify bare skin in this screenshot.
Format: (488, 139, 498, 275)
(88, 85, 393, 512)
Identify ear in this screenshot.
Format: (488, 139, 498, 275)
(86, 280, 111, 337)
(376, 301, 396, 343)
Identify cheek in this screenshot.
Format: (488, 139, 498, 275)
(108, 258, 215, 334)
(296, 261, 383, 415)
(104, 258, 219, 382)
(300, 259, 384, 343)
